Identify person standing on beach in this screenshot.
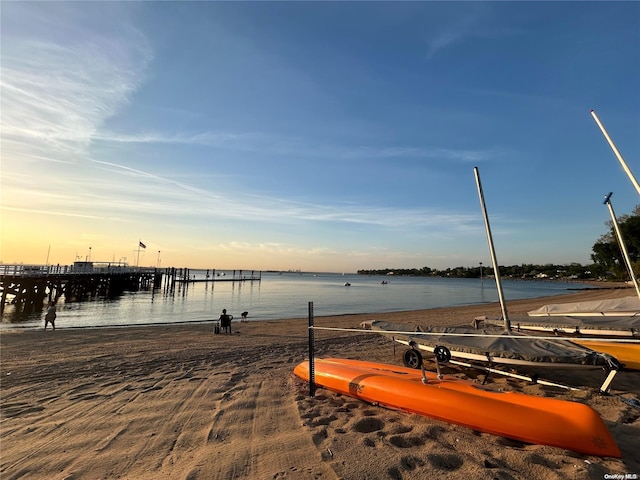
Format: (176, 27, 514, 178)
(44, 301, 57, 331)
(219, 309, 233, 334)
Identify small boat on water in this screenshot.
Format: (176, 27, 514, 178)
(294, 358, 621, 457)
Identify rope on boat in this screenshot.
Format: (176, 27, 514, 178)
(308, 326, 640, 343)
(614, 394, 640, 409)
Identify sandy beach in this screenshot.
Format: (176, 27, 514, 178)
(1, 287, 638, 480)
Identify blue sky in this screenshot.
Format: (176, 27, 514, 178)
(1, 1, 639, 272)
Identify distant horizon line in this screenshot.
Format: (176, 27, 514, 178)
(0, 261, 603, 276)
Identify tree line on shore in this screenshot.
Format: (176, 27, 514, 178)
(357, 264, 594, 280)
(359, 205, 640, 282)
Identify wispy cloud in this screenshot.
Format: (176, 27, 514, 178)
(3, 206, 106, 221)
(424, 6, 509, 60)
(425, 14, 478, 59)
(1, 3, 152, 164)
(78, 158, 479, 232)
(0, 3, 490, 256)
(92, 128, 493, 164)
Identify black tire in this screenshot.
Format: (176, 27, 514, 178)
(403, 349, 423, 369)
(433, 345, 452, 364)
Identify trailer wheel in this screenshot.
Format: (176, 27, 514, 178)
(403, 349, 423, 369)
(433, 345, 452, 364)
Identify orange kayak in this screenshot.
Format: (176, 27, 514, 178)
(294, 358, 621, 458)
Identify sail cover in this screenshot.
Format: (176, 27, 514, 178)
(527, 296, 640, 317)
(364, 320, 620, 368)
(475, 315, 640, 337)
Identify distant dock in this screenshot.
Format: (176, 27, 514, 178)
(0, 263, 261, 314)
(171, 268, 261, 284)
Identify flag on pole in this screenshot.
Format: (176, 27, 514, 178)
(139, 241, 146, 249)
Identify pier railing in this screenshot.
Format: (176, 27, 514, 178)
(0, 263, 156, 277)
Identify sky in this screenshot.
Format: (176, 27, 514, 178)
(1, 2, 639, 273)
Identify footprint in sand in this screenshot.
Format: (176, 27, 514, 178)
(424, 425, 445, 439)
(389, 424, 412, 435)
(526, 452, 559, 469)
(312, 428, 328, 446)
(310, 415, 337, 427)
(386, 455, 428, 479)
(327, 396, 345, 406)
(426, 453, 464, 471)
(388, 435, 426, 448)
(387, 466, 403, 480)
(352, 417, 384, 434)
(496, 437, 527, 449)
(300, 407, 325, 422)
(400, 455, 425, 471)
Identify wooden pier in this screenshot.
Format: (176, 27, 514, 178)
(163, 268, 261, 294)
(0, 263, 262, 314)
(0, 262, 162, 314)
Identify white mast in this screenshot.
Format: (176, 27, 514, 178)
(474, 167, 511, 331)
(591, 109, 640, 196)
(603, 192, 640, 299)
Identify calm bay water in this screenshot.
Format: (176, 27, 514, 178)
(1, 271, 587, 331)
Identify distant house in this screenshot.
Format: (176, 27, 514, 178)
(73, 261, 94, 273)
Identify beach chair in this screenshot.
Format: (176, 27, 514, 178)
(221, 314, 233, 333)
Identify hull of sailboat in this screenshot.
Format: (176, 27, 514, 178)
(573, 341, 640, 371)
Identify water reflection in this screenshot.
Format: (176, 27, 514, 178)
(1, 272, 582, 331)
